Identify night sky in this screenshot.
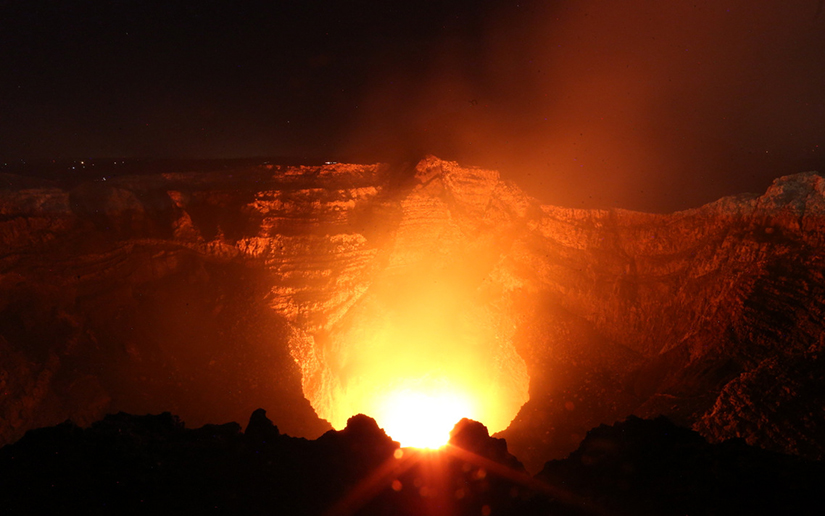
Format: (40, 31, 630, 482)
(3, 0, 825, 211)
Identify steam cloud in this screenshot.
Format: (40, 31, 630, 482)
(336, 0, 825, 212)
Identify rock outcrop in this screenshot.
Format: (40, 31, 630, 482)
(2, 157, 824, 473)
(535, 415, 825, 516)
(2, 410, 822, 515)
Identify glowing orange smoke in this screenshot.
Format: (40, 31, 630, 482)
(294, 265, 530, 448)
(284, 161, 531, 448)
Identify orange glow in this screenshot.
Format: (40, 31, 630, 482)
(287, 165, 531, 446)
(374, 384, 475, 448)
(295, 263, 530, 447)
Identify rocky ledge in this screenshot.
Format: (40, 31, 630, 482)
(1, 410, 821, 515)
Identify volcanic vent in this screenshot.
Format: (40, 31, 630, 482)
(3, 157, 825, 471)
(248, 157, 532, 447)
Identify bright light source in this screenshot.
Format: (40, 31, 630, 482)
(375, 387, 474, 448)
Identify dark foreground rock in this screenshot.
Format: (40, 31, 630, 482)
(1, 411, 822, 516)
(534, 416, 825, 516)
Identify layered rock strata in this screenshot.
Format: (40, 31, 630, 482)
(1, 158, 824, 472)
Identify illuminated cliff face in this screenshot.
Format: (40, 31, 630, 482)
(267, 158, 532, 447)
(3, 157, 825, 468)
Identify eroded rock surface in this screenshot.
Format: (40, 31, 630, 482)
(2, 157, 824, 472)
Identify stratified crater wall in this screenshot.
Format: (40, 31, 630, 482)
(2, 159, 824, 472)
